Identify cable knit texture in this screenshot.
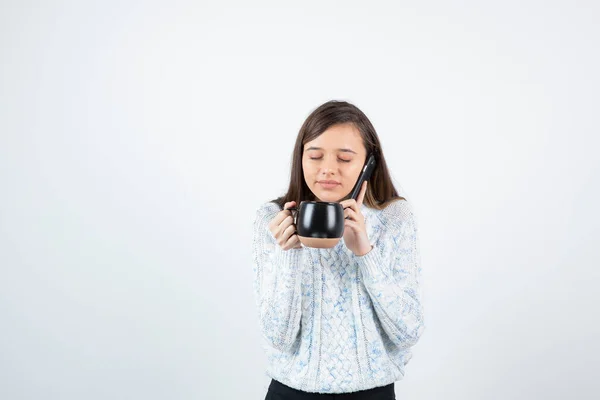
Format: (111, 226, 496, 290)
(251, 199, 425, 394)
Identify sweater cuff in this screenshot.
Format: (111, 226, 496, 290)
(354, 245, 388, 283)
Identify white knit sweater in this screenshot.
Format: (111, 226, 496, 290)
(251, 199, 425, 394)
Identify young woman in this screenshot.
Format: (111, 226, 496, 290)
(252, 100, 425, 399)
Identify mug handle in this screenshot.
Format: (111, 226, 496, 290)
(284, 206, 298, 225)
(283, 206, 302, 244)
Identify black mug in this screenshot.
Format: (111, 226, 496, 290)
(287, 201, 345, 248)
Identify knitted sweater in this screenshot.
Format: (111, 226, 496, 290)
(251, 199, 425, 394)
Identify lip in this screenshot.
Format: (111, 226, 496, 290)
(317, 180, 340, 189)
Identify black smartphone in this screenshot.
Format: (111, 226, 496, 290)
(348, 153, 376, 200)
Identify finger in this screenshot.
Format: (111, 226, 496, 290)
(282, 225, 301, 249)
(271, 214, 293, 239)
(357, 181, 367, 207)
(277, 223, 297, 247)
(283, 233, 301, 250)
(289, 234, 302, 249)
(278, 215, 295, 235)
(344, 207, 361, 222)
(289, 232, 303, 249)
(270, 203, 296, 228)
(270, 211, 287, 229)
(283, 201, 297, 220)
(269, 212, 287, 232)
(282, 223, 297, 242)
(346, 208, 365, 223)
(344, 219, 361, 233)
(341, 199, 358, 215)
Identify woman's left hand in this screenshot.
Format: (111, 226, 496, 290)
(340, 181, 373, 256)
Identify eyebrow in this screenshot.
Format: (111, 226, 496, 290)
(304, 146, 357, 154)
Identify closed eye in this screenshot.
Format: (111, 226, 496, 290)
(309, 157, 351, 163)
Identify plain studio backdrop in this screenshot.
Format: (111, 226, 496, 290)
(1, 1, 598, 399)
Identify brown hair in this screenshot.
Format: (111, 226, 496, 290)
(270, 100, 405, 210)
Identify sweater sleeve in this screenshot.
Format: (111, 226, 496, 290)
(353, 200, 425, 351)
(251, 202, 305, 352)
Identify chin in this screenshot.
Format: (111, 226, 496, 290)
(316, 191, 345, 203)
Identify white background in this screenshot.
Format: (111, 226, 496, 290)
(1, 1, 598, 399)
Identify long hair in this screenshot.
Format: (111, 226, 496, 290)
(271, 100, 405, 210)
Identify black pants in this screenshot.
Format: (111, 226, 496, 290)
(265, 379, 395, 400)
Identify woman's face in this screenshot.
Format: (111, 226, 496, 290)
(302, 123, 367, 203)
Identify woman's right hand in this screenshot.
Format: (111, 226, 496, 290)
(268, 201, 303, 250)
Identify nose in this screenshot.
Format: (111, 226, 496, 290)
(320, 156, 338, 176)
